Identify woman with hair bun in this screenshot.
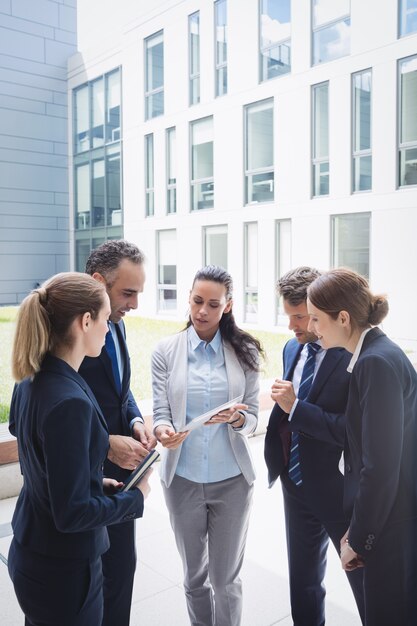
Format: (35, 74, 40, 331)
(8, 272, 151, 626)
(307, 267, 417, 626)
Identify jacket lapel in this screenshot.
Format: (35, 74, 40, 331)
(308, 347, 346, 401)
(283, 341, 303, 380)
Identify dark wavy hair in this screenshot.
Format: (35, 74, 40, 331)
(85, 240, 145, 287)
(186, 265, 264, 371)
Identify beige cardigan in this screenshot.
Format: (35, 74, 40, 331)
(151, 330, 259, 487)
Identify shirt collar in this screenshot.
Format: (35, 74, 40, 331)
(347, 327, 373, 373)
(188, 325, 222, 353)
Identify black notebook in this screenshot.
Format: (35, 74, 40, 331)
(122, 449, 160, 492)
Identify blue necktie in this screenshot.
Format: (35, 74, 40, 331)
(105, 324, 121, 393)
(288, 342, 320, 486)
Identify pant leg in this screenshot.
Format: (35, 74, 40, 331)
(101, 520, 136, 626)
(8, 538, 103, 626)
(281, 478, 328, 626)
(163, 476, 214, 626)
(206, 474, 253, 626)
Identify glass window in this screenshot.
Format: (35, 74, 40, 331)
(91, 78, 104, 149)
(312, 0, 350, 65)
(215, 0, 228, 97)
(244, 223, 258, 323)
(106, 145, 121, 226)
(260, 0, 291, 81)
(157, 230, 177, 312)
(204, 225, 227, 269)
(331, 212, 370, 278)
(399, 55, 417, 186)
(74, 85, 89, 153)
(166, 127, 176, 214)
(145, 134, 154, 217)
(312, 82, 329, 196)
(75, 163, 90, 229)
(105, 69, 121, 142)
(189, 12, 200, 106)
(275, 219, 292, 323)
(352, 69, 372, 192)
(92, 158, 105, 227)
(145, 31, 164, 120)
(399, 0, 417, 36)
(191, 117, 214, 211)
(245, 98, 274, 204)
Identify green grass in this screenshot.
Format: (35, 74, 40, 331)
(0, 308, 288, 424)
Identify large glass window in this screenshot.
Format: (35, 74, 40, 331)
(166, 127, 176, 214)
(399, 0, 417, 36)
(189, 12, 200, 106)
(191, 117, 214, 211)
(352, 69, 372, 192)
(312, 0, 350, 65)
(157, 230, 177, 312)
(259, 0, 291, 81)
(399, 55, 417, 186)
(204, 225, 227, 269)
(275, 219, 292, 323)
(215, 0, 228, 97)
(245, 98, 274, 204)
(74, 68, 121, 155)
(331, 212, 370, 278)
(73, 68, 123, 271)
(145, 31, 164, 120)
(312, 82, 329, 196)
(244, 223, 258, 323)
(145, 134, 154, 217)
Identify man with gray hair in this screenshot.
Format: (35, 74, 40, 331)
(264, 266, 364, 625)
(80, 239, 157, 626)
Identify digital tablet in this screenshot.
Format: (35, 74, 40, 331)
(122, 449, 160, 492)
(179, 395, 244, 433)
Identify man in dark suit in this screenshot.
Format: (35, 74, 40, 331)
(80, 240, 157, 626)
(264, 266, 364, 626)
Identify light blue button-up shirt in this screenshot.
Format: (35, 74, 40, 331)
(175, 326, 242, 483)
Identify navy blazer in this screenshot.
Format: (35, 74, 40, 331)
(9, 355, 144, 560)
(264, 338, 351, 517)
(344, 328, 417, 557)
(79, 320, 142, 481)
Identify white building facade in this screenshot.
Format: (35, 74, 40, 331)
(69, 0, 417, 349)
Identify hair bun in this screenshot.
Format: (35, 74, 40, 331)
(368, 295, 389, 325)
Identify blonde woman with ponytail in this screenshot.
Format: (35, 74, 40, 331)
(8, 272, 150, 626)
(307, 268, 417, 626)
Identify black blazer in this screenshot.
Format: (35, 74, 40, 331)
(264, 338, 351, 518)
(79, 320, 142, 481)
(9, 355, 144, 560)
(344, 328, 417, 557)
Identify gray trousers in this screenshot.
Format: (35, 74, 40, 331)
(162, 473, 253, 626)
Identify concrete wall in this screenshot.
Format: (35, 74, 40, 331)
(0, 0, 77, 304)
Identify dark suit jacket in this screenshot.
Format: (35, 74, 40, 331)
(9, 355, 144, 560)
(264, 338, 351, 518)
(79, 320, 142, 481)
(344, 327, 417, 557)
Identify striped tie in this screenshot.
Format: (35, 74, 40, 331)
(288, 342, 320, 486)
(105, 323, 122, 393)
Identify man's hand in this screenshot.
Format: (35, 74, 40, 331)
(132, 422, 157, 451)
(155, 425, 188, 449)
(271, 379, 297, 414)
(108, 434, 149, 470)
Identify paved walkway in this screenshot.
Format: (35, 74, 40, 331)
(0, 427, 362, 626)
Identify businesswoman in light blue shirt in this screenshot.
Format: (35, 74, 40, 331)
(152, 265, 263, 626)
